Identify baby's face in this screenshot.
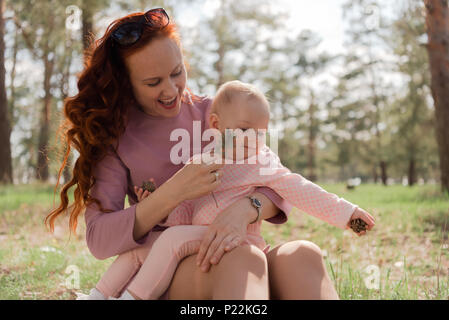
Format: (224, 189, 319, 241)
(209, 95, 270, 161)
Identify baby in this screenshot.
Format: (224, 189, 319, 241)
(81, 80, 375, 300)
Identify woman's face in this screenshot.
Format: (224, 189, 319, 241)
(125, 36, 187, 118)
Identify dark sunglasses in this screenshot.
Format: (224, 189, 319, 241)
(111, 8, 169, 47)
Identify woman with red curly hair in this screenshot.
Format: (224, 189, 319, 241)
(46, 8, 339, 299)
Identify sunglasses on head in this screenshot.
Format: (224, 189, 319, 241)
(111, 8, 169, 47)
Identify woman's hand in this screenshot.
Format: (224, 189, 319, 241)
(134, 186, 151, 202)
(133, 155, 224, 241)
(195, 198, 257, 273)
(165, 155, 225, 203)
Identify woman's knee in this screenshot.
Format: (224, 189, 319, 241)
(293, 240, 323, 261)
(269, 240, 324, 268)
(169, 245, 270, 299)
(210, 245, 269, 299)
(168, 254, 208, 299)
(267, 240, 337, 300)
(217, 244, 268, 276)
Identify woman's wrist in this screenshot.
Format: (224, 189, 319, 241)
(158, 180, 185, 207)
(244, 197, 260, 225)
(249, 191, 280, 223)
(237, 192, 276, 226)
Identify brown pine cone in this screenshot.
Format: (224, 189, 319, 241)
(141, 180, 156, 193)
(350, 218, 368, 233)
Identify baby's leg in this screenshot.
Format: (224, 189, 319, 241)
(95, 248, 145, 298)
(95, 231, 164, 299)
(126, 225, 208, 300)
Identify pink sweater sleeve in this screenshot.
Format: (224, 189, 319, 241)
(266, 173, 358, 230)
(255, 187, 293, 224)
(256, 152, 358, 230)
(84, 149, 151, 260)
(237, 148, 358, 230)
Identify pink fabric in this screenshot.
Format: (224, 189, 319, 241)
(95, 145, 357, 300)
(132, 226, 266, 300)
(96, 225, 268, 300)
(96, 231, 164, 298)
(84, 94, 291, 260)
(161, 145, 358, 230)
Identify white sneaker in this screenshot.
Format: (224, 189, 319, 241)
(75, 292, 89, 300)
(76, 288, 106, 300)
(108, 290, 136, 300)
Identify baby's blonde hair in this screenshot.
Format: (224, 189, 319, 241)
(211, 80, 270, 114)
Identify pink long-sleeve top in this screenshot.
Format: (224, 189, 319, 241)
(158, 144, 358, 251)
(84, 95, 293, 260)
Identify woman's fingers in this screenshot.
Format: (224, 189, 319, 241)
(209, 246, 225, 266)
(223, 234, 239, 252)
(200, 233, 226, 272)
(196, 230, 217, 267)
(210, 234, 236, 264)
(207, 169, 223, 183)
(134, 187, 143, 201)
(227, 236, 242, 251)
(204, 161, 225, 173)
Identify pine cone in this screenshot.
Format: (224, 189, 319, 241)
(350, 218, 368, 233)
(141, 180, 156, 193)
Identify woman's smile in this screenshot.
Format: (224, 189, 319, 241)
(158, 96, 178, 109)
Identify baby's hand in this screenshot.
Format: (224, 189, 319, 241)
(347, 207, 375, 237)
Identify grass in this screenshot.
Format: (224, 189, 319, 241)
(0, 183, 448, 299)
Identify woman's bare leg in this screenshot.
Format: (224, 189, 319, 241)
(167, 244, 269, 299)
(266, 240, 339, 300)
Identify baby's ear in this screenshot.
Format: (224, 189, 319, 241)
(209, 112, 220, 130)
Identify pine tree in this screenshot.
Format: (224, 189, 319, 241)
(424, 0, 449, 193)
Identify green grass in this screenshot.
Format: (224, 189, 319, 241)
(263, 183, 449, 299)
(0, 183, 448, 299)
(0, 183, 55, 212)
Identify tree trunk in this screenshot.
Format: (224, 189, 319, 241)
(216, 42, 225, 89)
(214, 0, 226, 89)
(424, 0, 449, 193)
(60, 32, 73, 185)
(0, 0, 13, 184)
(408, 157, 416, 186)
(9, 27, 18, 128)
(373, 165, 378, 183)
(35, 37, 54, 181)
(81, 0, 94, 54)
(307, 90, 317, 181)
(380, 160, 388, 185)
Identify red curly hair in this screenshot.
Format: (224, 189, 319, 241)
(45, 12, 190, 234)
